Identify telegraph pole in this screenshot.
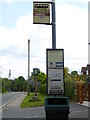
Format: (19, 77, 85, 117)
(88, 1, 90, 66)
(28, 39, 30, 95)
(8, 69, 11, 92)
(87, 2, 90, 102)
(52, 0, 56, 49)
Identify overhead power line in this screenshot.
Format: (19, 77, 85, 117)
(0, 51, 88, 60)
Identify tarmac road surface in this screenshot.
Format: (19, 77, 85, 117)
(1, 92, 25, 107)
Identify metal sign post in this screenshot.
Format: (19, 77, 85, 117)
(33, 1, 56, 49)
(33, 1, 65, 95)
(52, 0, 56, 49)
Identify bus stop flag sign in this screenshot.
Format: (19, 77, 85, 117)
(46, 49, 64, 95)
(33, 2, 50, 24)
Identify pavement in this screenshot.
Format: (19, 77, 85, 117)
(78, 101, 90, 108)
(1, 93, 89, 118)
(2, 93, 45, 118)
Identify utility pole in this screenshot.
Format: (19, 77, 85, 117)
(8, 69, 11, 92)
(52, 0, 56, 49)
(28, 39, 30, 95)
(87, 2, 90, 102)
(88, 2, 90, 66)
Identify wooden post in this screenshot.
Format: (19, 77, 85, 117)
(87, 65, 90, 101)
(88, 83, 90, 101)
(79, 81, 83, 104)
(35, 75, 37, 97)
(76, 82, 79, 102)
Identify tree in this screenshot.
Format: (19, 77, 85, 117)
(64, 67, 69, 78)
(18, 76, 25, 81)
(32, 72, 46, 84)
(71, 71, 78, 77)
(2, 78, 9, 92)
(37, 72, 46, 84)
(10, 77, 27, 92)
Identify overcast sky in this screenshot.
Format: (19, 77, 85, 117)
(0, 0, 88, 79)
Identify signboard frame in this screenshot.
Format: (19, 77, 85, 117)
(46, 49, 65, 95)
(33, 1, 51, 25)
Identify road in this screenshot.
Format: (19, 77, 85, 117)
(0, 92, 25, 108)
(0, 92, 26, 119)
(2, 92, 24, 106)
(1, 92, 89, 119)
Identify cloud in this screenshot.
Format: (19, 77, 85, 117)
(56, 3, 88, 56)
(1, 0, 89, 4)
(0, 2, 88, 78)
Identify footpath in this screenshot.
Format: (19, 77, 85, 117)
(2, 93, 89, 118)
(78, 101, 90, 108)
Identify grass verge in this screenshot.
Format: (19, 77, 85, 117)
(20, 92, 47, 108)
(20, 92, 76, 108)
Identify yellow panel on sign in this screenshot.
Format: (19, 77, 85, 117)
(33, 2, 50, 24)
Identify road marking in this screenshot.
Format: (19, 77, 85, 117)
(0, 95, 20, 112)
(71, 109, 88, 114)
(25, 115, 45, 118)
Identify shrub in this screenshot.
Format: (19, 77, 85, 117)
(65, 76, 76, 100)
(39, 84, 47, 95)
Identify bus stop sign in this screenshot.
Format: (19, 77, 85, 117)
(33, 1, 50, 24)
(46, 49, 64, 95)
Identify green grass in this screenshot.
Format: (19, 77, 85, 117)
(2, 91, 9, 94)
(20, 92, 47, 108)
(20, 92, 76, 108)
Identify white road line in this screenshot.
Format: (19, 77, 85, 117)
(0, 95, 19, 112)
(25, 115, 45, 118)
(71, 109, 88, 114)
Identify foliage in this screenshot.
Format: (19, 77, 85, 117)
(18, 76, 25, 81)
(1, 76, 28, 93)
(2, 78, 9, 93)
(64, 67, 69, 78)
(65, 76, 76, 100)
(1, 68, 87, 102)
(71, 71, 78, 77)
(10, 78, 28, 91)
(39, 84, 47, 95)
(33, 72, 46, 84)
(0, 78, 2, 93)
(32, 72, 47, 94)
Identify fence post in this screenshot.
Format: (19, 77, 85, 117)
(76, 82, 79, 102)
(79, 81, 84, 104)
(88, 83, 90, 101)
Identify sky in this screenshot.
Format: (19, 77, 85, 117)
(0, 0, 89, 79)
